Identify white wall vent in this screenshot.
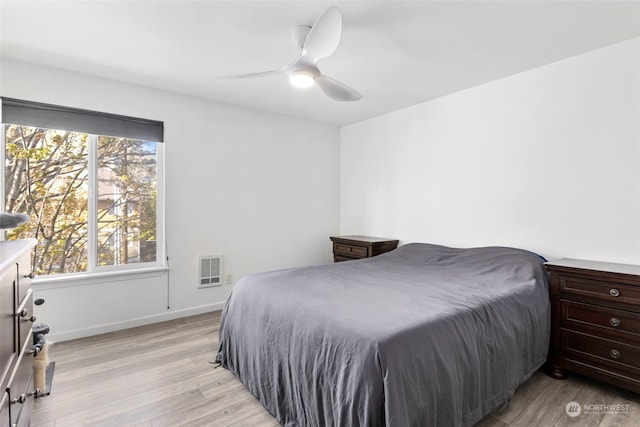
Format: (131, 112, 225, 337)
(198, 254, 222, 288)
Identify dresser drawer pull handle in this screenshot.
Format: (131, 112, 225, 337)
(10, 394, 26, 404)
(17, 309, 36, 322)
(610, 349, 621, 360)
(609, 288, 620, 297)
(610, 317, 620, 327)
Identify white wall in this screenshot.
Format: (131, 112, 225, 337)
(341, 37, 640, 264)
(1, 59, 340, 341)
(4, 36, 639, 340)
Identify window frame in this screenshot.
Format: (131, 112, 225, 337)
(1, 123, 166, 279)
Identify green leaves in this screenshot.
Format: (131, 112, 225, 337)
(5, 125, 158, 275)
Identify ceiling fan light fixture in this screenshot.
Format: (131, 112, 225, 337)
(289, 71, 315, 88)
(220, 7, 361, 101)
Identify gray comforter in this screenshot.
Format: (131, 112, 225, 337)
(216, 243, 550, 426)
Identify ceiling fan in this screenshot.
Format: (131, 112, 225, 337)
(221, 6, 362, 102)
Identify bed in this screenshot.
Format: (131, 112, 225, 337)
(216, 243, 550, 426)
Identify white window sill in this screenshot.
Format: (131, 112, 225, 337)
(33, 266, 169, 289)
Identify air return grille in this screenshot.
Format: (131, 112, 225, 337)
(198, 254, 222, 288)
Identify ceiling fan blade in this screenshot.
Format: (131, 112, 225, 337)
(303, 6, 342, 59)
(292, 25, 311, 50)
(216, 70, 281, 80)
(316, 75, 362, 102)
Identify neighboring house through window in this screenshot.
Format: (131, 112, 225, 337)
(1, 97, 165, 276)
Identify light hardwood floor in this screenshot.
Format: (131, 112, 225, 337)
(31, 312, 640, 427)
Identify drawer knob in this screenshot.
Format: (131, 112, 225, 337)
(23, 272, 34, 279)
(609, 288, 620, 297)
(10, 394, 26, 404)
(610, 349, 621, 360)
(610, 317, 620, 327)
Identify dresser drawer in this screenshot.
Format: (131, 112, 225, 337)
(7, 336, 35, 427)
(560, 275, 640, 306)
(561, 299, 640, 344)
(1, 267, 17, 376)
(560, 329, 640, 376)
(17, 290, 34, 349)
(0, 391, 10, 427)
(334, 243, 368, 258)
(16, 253, 33, 312)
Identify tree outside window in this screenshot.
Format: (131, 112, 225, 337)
(4, 124, 159, 276)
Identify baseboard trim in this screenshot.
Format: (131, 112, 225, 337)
(47, 302, 227, 342)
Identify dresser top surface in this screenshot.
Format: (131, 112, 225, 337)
(330, 235, 399, 244)
(0, 239, 36, 271)
(545, 258, 640, 277)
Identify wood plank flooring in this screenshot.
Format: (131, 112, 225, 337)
(31, 311, 640, 426)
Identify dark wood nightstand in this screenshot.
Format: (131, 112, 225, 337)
(329, 235, 399, 262)
(545, 258, 640, 393)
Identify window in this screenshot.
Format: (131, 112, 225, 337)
(1, 98, 164, 276)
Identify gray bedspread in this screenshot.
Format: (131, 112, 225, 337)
(216, 243, 550, 426)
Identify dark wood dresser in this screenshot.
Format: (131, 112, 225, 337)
(545, 258, 640, 393)
(329, 235, 399, 262)
(0, 239, 37, 427)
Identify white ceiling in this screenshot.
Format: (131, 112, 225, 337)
(2, 1, 640, 126)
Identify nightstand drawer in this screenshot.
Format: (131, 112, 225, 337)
(334, 243, 368, 258)
(561, 329, 640, 375)
(561, 300, 640, 343)
(560, 275, 640, 306)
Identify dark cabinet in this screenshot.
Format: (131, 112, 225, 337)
(330, 236, 399, 262)
(546, 258, 640, 393)
(0, 240, 37, 427)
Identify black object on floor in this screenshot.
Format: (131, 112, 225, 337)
(37, 361, 55, 397)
